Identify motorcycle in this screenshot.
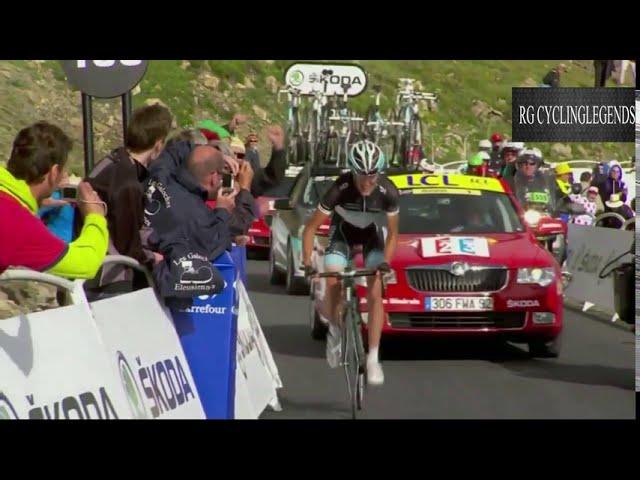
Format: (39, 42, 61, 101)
(521, 191, 585, 265)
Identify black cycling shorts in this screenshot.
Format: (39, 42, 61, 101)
(324, 216, 385, 269)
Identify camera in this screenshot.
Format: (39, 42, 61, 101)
(222, 173, 234, 189)
(60, 186, 78, 201)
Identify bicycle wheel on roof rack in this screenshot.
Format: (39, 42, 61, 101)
(379, 135, 396, 170)
(410, 112, 423, 144)
(364, 106, 378, 141)
(285, 113, 300, 165)
(324, 133, 340, 166)
(391, 128, 406, 169)
(307, 111, 318, 165)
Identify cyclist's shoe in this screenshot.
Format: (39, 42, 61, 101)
(366, 360, 384, 386)
(326, 323, 342, 369)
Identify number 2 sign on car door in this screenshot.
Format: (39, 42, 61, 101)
(422, 236, 490, 258)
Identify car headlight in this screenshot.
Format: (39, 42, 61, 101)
(355, 269, 398, 286)
(517, 268, 555, 287)
(524, 209, 542, 227)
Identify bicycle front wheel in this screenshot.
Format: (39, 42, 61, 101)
(342, 308, 364, 419)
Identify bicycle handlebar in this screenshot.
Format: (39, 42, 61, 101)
(329, 116, 364, 122)
(278, 87, 301, 102)
(398, 91, 437, 101)
(311, 269, 380, 279)
(368, 120, 404, 127)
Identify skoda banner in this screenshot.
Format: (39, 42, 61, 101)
(284, 63, 367, 96)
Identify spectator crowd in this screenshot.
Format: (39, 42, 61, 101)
(0, 107, 635, 319)
(0, 104, 287, 318)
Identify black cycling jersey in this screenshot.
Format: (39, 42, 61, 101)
(318, 172, 400, 229)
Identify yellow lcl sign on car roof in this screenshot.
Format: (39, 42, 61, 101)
(388, 174, 505, 193)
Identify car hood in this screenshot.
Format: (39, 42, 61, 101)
(391, 232, 554, 268)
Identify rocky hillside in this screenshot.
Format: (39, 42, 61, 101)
(0, 60, 634, 175)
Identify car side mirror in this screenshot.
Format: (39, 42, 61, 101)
(273, 198, 292, 210)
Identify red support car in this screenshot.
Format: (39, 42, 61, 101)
(310, 173, 565, 358)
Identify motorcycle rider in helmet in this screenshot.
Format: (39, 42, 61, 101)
(478, 139, 492, 154)
(508, 148, 563, 213)
(496, 142, 524, 178)
(489, 132, 503, 166)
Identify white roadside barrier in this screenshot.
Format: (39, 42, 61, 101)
(235, 281, 282, 419)
(564, 224, 634, 322)
(0, 256, 282, 420)
(0, 272, 133, 419)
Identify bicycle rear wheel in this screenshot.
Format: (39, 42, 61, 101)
(378, 135, 396, 169)
(365, 106, 378, 141)
(286, 113, 300, 165)
(308, 113, 318, 164)
(325, 134, 339, 166)
(389, 129, 406, 168)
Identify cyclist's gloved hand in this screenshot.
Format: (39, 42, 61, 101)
(377, 262, 392, 274)
(304, 265, 317, 278)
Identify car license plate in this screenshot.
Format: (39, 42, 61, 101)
(424, 297, 494, 312)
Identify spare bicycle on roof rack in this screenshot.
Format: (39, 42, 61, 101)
(364, 84, 404, 168)
(305, 69, 333, 166)
(278, 85, 306, 166)
(392, 78, 437, 170)
(322, 82, 364, 168)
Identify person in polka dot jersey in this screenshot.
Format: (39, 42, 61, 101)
(570, 185, 599, 226)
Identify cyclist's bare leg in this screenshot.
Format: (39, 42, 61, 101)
(321, 269, 344, 327)
(366, 273, 384, 353)
(322, 250, 347, 326)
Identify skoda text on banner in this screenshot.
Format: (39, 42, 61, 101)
(90, 288, 206, 419)
(0, 295, 132, 420)
(512, 88, 635, 142)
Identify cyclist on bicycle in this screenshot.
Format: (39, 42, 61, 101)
(302, 140, 400, 386)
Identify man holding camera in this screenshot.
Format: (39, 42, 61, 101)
(141, 141, 258, 304)
(1, 122, 109, 318)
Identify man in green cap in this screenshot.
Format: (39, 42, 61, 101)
(197, 119, 231, 141)
(197, 113, 248, 141)
(463, 151, 490, 176)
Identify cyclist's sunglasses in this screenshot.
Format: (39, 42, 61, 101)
(356, 172, 379, 180)
(235, 152, 246, 159)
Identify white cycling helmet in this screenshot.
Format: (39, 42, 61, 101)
(517, 148, 543, 165)
(501, 141, 525, 153)
(348, 140, 386, 175)
(419, 158, 437, 173)
(478, 139, 492, 150)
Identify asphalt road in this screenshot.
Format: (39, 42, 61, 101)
(245, 258, 636, 419)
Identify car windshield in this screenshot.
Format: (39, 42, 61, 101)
(398, 190, 525, 234)
(301, 177, 336, 207)
(261, 177, 297, 198)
